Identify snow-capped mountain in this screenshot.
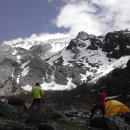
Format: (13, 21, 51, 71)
(45, 31, 130, 85)
(0, 30, 130, 95)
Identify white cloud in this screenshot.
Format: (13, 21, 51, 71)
(47, 0, 53, 3)
(54, 0, 130, 35)
(28, 32, 70, 41)
(3, 0, 130, 43)
(3, 32, 70, 45)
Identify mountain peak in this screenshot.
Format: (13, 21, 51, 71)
(0, 30, 130, 94)
(76, 31, 89, 40)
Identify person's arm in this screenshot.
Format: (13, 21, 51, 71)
(40, 89, 43, 97)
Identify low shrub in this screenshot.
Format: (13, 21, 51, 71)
(8, 95, 25, 106)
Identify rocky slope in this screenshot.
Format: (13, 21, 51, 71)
(0, 30, 130, 95)
(0, 29, 130, 130)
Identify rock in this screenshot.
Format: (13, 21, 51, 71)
(89, 115, 130, 130)
(98, 59, 130, 97)
(120, 112, 130, 124)
(76, 31, 89, 40)
(0, 100, 19, 119)
(27, 109, 46, 123)
(0, 118, 37, 130)
(38, 124, 54, 130)
(103, 31, 130, 58)
(27, 108, 62, 123)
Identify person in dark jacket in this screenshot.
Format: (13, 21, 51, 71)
(90, 89, 107, 118)
(31, 83, 44, 109)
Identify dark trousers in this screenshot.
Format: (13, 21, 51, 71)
(31, 98, 43, 109)
(91, 104, 105, 116)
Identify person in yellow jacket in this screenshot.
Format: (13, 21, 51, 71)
(31, 83, 44, 109)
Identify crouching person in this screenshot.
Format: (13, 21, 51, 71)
(90, 89, 107, 118)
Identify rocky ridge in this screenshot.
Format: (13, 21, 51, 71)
(0, 30, 130, 94)
(0, 29, 130, 129)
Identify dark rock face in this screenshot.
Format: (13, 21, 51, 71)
(54, 65, 82, 85)
(29, 44, 52, 57)
(27, 108, 63, 124)
(0, 29, 130, 94)
(0, 100, 19, 119)
(20, 57, 49, 86)
(38, 124, 54, 130)
(120, 112, 130, 124)
(66, 31, 103, 52)
(0, 99, 29, 121)
(76, 31, 89, 40)
(103, 31, 130, 58)
(87, 38, 102, 50)
(66, 39, 79, 53)
(93, 60, 130, 97)
(89, 115, 130, 130)
(0, 99, 35, 129)
(0, 119, 37, 130)
(126, 60, 130, 71)
(0, 99, 56, 130)
(66, 30, 130, 63)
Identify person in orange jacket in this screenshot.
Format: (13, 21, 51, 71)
(90, 88, 107, 118)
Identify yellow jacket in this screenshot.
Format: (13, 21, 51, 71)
(31, 86, 43, 99)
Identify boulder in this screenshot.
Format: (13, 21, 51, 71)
(89, 115, 130, 130)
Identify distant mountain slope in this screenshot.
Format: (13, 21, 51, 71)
(0, 30, 130, 95)
(89, 59, 130, 101)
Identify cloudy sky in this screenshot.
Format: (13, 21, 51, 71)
(0, 0, 130, 43)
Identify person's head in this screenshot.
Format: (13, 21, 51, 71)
(35, 82, 40, 86)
